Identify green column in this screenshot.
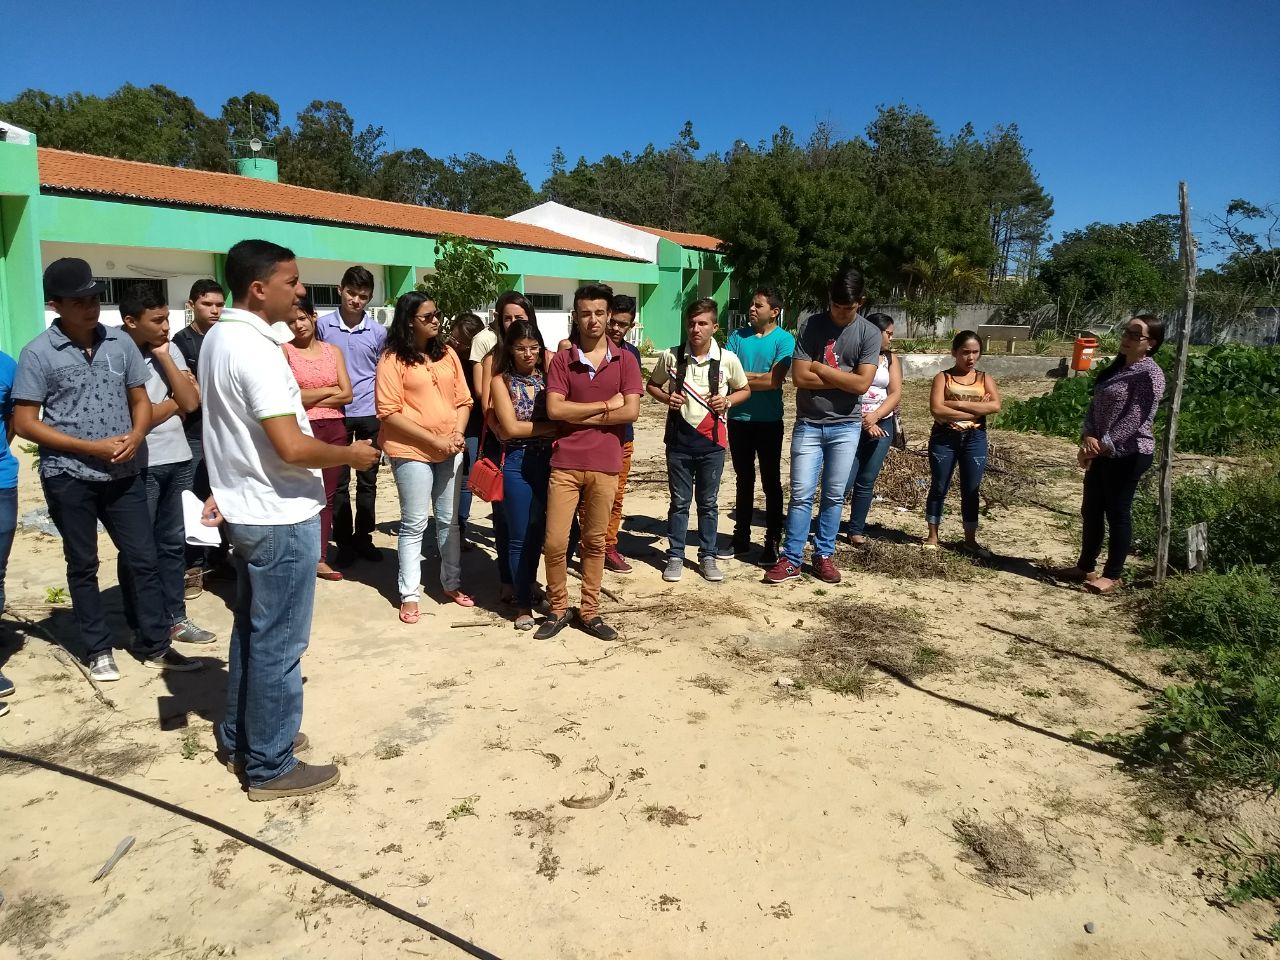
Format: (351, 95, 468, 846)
(212, 253, 229, 300)
(0, 136, 44, 353)
(385, 264, 417, 304)
(710, 271, 731, 323)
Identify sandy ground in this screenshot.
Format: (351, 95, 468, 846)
(1, 379, 1277, 960)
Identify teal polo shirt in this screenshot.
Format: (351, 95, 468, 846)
(725, 325, 795, 423)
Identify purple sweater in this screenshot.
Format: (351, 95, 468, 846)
(1082, 357, 1166, 457)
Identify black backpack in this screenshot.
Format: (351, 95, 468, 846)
(663, 343, 721, 446)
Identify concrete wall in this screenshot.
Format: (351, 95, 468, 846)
(897, 353, 1072, 380)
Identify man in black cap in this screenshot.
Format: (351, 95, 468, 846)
(11, 258, 205, 681)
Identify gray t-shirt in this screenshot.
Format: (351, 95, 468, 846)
(793, 312, 882, 423)
(141, 342, 194, 467)
(13, 321, 148, 481)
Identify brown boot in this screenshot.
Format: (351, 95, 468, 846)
(220, 732, 312, 774)
(247, 761, 340, 801)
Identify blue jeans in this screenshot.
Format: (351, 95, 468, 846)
(925, 426, 989, 532)
(782, 420, 861, 563)
(501, 444, 551, 608)
(220, 517, 320, 786)
(120, 459, 195, 629)
(845, 414, 895, 538)
(43, 472, 170, 661)
(392, 455, 462, 602)
(666, 447, 726, 561)
(0, 486, 15, 613)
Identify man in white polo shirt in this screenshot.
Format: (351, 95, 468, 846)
(201, 239, 379, 802)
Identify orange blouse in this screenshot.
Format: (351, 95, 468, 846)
(375, 347, 473, 463)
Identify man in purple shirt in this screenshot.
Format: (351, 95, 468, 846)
(315, 266, 387, 567)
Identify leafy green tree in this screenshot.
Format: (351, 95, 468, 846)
(1205, 199, 1280, 303)
(901, 247, 990, 335)
(368, 148, 451, 207)
(443, 151, 535, 217)
(221, 92, 281, 145)
(277, 100, 384, 193)
(422, 234, 507, 323)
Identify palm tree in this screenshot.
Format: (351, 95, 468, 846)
(901, 247, 990, 336)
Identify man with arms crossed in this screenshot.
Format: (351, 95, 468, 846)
(202, 240, 379, 800)
(765, 268, 880, 585)
(724, 288, 795, 566)
(315, 266, 386, 567)
(538, 284, 643, 642)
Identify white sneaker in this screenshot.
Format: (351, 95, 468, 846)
(89, 652, 121, 682)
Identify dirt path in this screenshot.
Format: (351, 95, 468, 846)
(1, 382, 1275, 959)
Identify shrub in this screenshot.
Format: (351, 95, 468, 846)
(998, 345, 1280, 455)
(1130, 460, 1280, 573)
(1119, 568, 1280, 790)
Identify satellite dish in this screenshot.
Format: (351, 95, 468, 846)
(249, 138, 263, 153)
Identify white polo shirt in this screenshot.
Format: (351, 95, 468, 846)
(199, 307, 324, 525)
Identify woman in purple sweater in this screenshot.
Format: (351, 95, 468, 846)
(1060, 315, 1166, 594)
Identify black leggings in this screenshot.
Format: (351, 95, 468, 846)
(1077, 452, 1153, 580)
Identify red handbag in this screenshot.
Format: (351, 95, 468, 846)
(467, 425, 505, 502)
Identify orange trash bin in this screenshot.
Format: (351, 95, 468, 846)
(1071, 335, 1098, 372)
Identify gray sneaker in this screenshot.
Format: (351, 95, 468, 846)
(662, 558, 684, 582)
(88, 652, 121, 682)
(170, 618, 217, 645)
(701, 557, 725, 583)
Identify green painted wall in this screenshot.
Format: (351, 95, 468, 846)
(0, 139, 44, 352)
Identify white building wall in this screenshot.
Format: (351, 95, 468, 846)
(508, 202, 658, 262)
(41, 242, 216, 329)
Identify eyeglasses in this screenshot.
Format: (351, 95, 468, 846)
(416, 310, 441, 322)
(1121, 329, 1149, 341)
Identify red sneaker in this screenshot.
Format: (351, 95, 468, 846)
(764, 558, 802, 584)
(812, 555, 841, 584)
(604, 548, 632, 574)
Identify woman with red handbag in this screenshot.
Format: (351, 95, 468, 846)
(488, 320, 557, 630)
(375, 292, 475, 624)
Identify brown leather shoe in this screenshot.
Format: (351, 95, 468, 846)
(247, 761, 340, 801)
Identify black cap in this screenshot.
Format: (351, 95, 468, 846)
(44, 258, 108, 300)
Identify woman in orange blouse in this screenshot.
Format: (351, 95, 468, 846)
(376, 292, 474, 624)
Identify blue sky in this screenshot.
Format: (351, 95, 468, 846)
(3, 0, 1277, 246)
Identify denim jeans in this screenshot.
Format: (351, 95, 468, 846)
(666, 446, 726, 561)
(219, 517, 320, 786)
(391, 455, 462, 602)
(333, 414, 381, 552)
(0, 486, 16, 613)
(925, 426, 989, 532)
(1078, 451, 1153, 580)
(458, 432, 480, 526)
(782, 420, 861, 564)
(42, 472, 170, 661)
(120, 460, 195, 630)
(500, 444, 551, 608)
(845, 414, 895, 537)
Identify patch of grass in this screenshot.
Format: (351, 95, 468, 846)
(651, 894, 682, 912)
(579, 864, 604, 877)
(447, 795, 479, 820)
(687, 673, 730, 696)
(952, 812, 1048, 891)
(842, 539, 977, 581)
(44, 586, 69, 605)
(180, 730, 201, 760)
(536, 844, 560, 881)
(483, 735, 510, 751)
(1225, 854, 1280, 904)
(769, 901, 793, 919)
(0, 892, 70, 950)
(0, 725, 155, 779)
(641, 804, 700, 827)
(374, 742, 404, 760)
(509, 807, 559, 839)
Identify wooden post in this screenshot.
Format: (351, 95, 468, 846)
(1154, 182, 1197, 585)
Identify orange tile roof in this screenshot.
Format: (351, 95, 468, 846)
(616, 219, 722, 253)
(37, 149, 642, 262)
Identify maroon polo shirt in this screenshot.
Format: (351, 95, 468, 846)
(546, 344, 644, 473)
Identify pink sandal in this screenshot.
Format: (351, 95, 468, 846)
(445, 590, 475, 608)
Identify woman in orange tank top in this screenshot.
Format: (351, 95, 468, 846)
(923, 330, 1002, 557)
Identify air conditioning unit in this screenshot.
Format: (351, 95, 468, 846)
(371, 306, 395, 327)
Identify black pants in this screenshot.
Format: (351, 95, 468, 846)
(43, 472, 171, 661)
(185, 430, 228, 569)
(727, 419, 785, 543)
(1077, 452, 1153, 580)
(333, 414, 381, 553)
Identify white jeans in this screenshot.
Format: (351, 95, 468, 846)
(391, 455, 463, 602)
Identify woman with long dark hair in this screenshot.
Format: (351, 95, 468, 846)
(923, 330, 1002, 557)
(488, 320, 557, 630)
(284, 293, 353, 580)
(375, 291, 474, 624)
(1059, 314, 1166, 594)
(844, 312, 902, 545)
